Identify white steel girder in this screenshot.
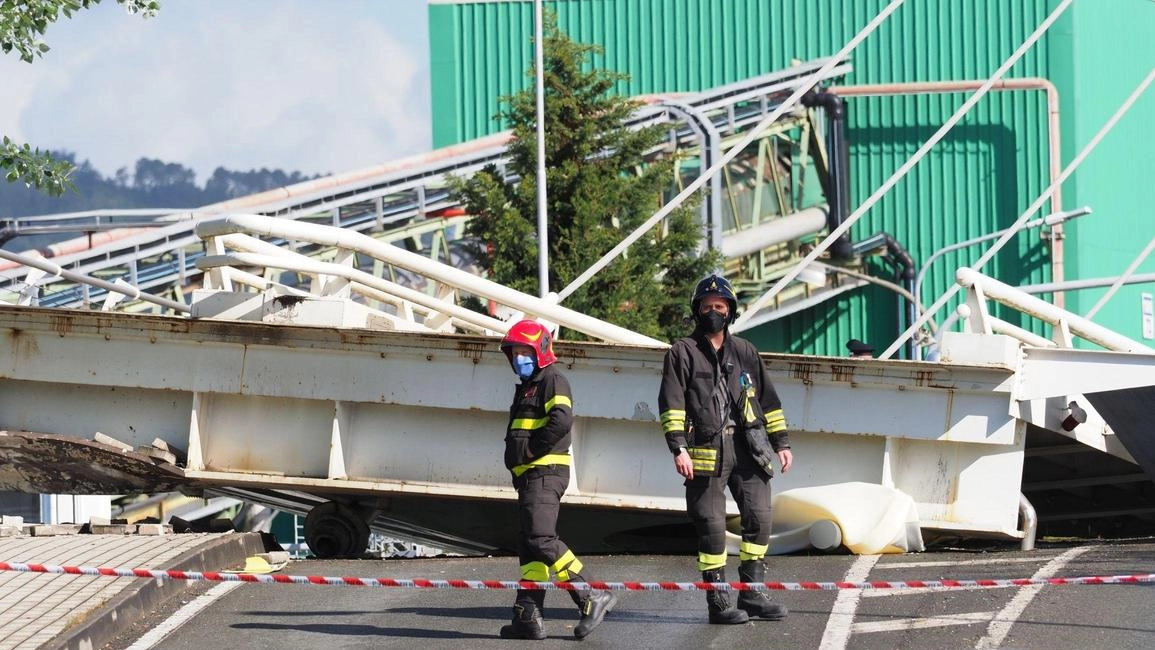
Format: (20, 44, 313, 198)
(0, 306, 1033, 539)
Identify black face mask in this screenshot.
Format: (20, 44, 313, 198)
(699, 310, 727, 333)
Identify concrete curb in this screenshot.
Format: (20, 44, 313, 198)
(44, 532, 267, 650)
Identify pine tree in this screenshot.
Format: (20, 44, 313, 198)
(453, 17, 716, 342)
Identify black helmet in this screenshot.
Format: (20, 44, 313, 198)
(691, 274, 738, 325)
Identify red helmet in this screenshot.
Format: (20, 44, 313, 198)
(500, 319, 557, 368)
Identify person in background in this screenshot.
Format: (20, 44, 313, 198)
(658, 275, 794, 624)
(497, 319, 617, 640)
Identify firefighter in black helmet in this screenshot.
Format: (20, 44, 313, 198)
(658, 274, 794, 624)
(497, 319, 617, 640)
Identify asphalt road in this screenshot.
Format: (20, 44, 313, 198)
(103, 539, 1155, 650)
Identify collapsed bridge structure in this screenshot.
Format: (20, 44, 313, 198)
(1, 51, 1152, 556)
(1, 214, 1151, 558)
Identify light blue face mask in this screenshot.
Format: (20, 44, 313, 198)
(514, 354, 537, 379)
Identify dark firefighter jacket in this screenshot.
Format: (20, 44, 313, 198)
(658, 330, 790, 474)
(505, 364, 573, 478)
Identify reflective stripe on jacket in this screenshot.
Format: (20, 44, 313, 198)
(505, 364, 573, 478)
(658, 330, 790, 463)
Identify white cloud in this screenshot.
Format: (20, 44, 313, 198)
(0, 1, 431, 184)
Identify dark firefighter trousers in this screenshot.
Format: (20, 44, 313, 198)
(685, 430, 772, 570)
(513, 465, 585, 606)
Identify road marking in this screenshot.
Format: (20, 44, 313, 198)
(852, 610, 996, 633)
(125, 581, 242, 650)
(875, 556, 1059, 569)
(862, 583, 1013, 597)
(974, 546, 1090, 650)
(818, 554, 880, 650)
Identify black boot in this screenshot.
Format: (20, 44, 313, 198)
(702, 569, 749, 624)
(565, 572, 617, 639)
(573, 590, 617, 639)
(499, 589, 546, 640)
(736, 559, 788, 620)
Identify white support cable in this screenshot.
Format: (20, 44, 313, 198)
(881, 65, 1155, 359)
(1083, 234, 1155, 320)
(554, 0, 908, 303)
(735, 0, 1074, 332)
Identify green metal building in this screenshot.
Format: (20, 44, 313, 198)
(428, 0, 1155, 356)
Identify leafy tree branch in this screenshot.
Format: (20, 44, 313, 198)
(1, 0, 159, 195)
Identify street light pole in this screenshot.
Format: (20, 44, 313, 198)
(533, 0, 549, 298)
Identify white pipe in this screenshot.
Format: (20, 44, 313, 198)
(1019, 493, 1037, 552)
(194, 215, 663, 346)
(955, 268, 1152, 353)
(195, 253, 507, 334)
(988, 316, 1056, 348)
(720, 207, 827, 259)
(533, 0, 549, 298)
(931, 273, 1155, 357)
(882, 66, 1155, 359)
(737, 0, 1074, 332)
(212, 233, 498, 334)
(555, 0, 908, 303)
(0, 248, 188, 313)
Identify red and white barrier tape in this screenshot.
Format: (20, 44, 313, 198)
(0, 561, 1152, 590)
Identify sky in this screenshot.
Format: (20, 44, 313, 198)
(0, 0, 431, 184)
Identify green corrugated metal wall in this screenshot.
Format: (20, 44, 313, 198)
(1058, 1, 1155, 344)
(428, 0, 1155, 355)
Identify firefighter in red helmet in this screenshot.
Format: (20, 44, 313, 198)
(497, 319, 616, 640)
(658, 274, 794, 624)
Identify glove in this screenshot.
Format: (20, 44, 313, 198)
(744, 426, 776, 475)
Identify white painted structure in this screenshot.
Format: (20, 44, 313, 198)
(1, 216, 1150, 555)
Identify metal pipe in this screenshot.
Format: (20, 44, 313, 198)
(737, 0, 1073, 330)
(955, 268, 1152, 353)
(195, 252, 508, 334)
(836, 78, 1067, 307)
(914, 207, 1092, 323)
(555, 0, 908, 303)
(801, 89, 855, 259)
(658, 100, 723, 249)
(830, 265, 935, 332)
(212, 233, 496, 335)
(883, 66, 1155, 359)
(195, 215, 664, 346)
(931, 272, 1155, 358)
(533, 0, 549, 298)
(720, 207, 827, 258)
(1019, 493, 1037, 552)
(989, 316, 1056, 348)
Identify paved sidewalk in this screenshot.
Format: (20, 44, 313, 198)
(0, 531, 264, 650)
